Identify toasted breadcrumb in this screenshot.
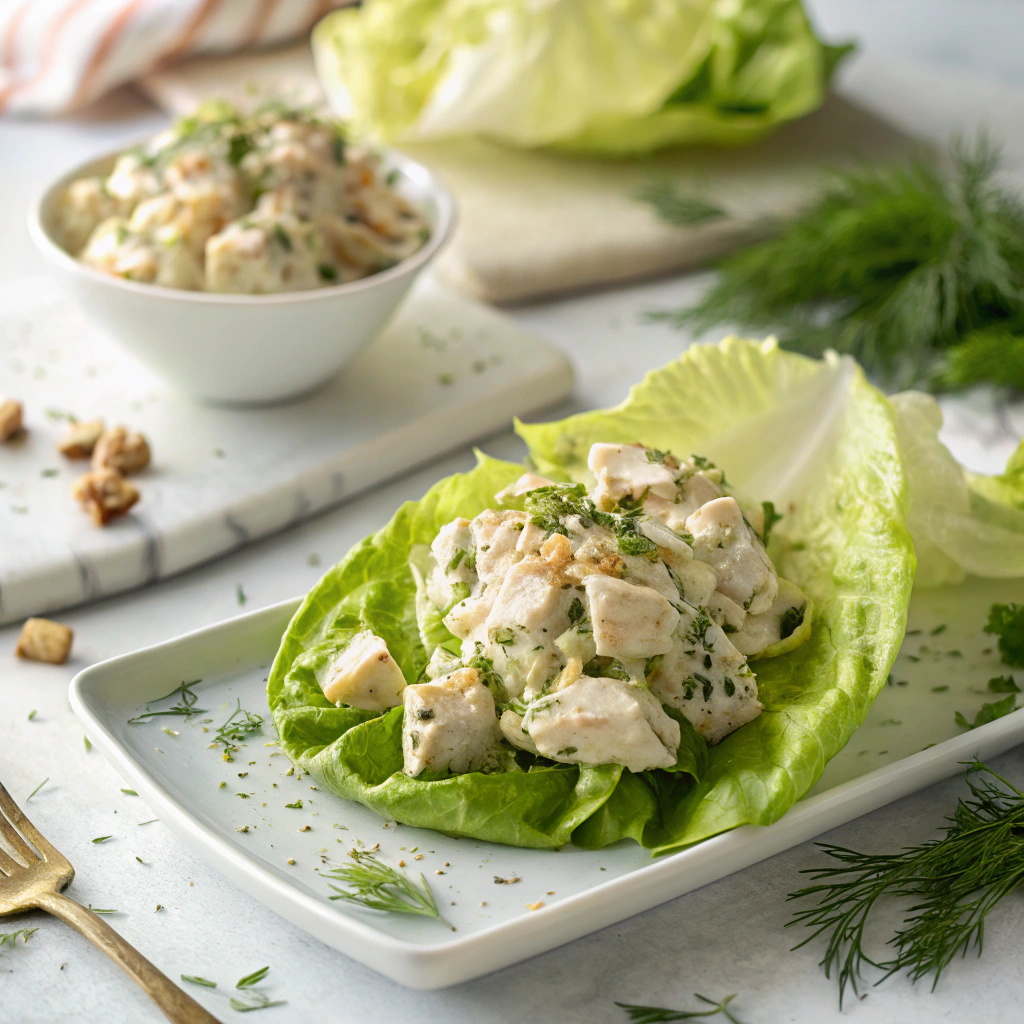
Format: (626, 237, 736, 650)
(16, 618, 73, 664)
(58, 418, 105, 458)
(0, 399, 24, 441)
(92, 425, 151, 474)
(72, 467, 140, 525)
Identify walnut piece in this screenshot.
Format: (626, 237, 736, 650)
(16, 618, 74, 664)
(58, 418, 105, 458)
(92, 425, 151, 475)
(72, 467, 140, 525)
(0, 398, 24, 441)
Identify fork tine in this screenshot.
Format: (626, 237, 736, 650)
(0, 845, 23, 876)
(0, 780, 49, 862)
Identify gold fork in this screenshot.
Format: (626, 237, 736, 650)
(0, 778, 220, 1024)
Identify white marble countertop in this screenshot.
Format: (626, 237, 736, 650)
(3, 8, 1024, 1022)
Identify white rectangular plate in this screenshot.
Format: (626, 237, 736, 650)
(70, 576, 1024, 989)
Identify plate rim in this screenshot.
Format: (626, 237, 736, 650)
(69, 598, 1024, 989)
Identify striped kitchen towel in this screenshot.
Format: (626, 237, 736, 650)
(0, 0, 350, 116)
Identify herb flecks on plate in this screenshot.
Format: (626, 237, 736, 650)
(211, 700, 264, 761)
(788, 761, 1024, 1006)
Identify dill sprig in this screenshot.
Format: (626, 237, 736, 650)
(788, 761, 1024, 1007)
(644, 138, 1024, 392)
(323, 849, 446, 923)
(211, 700, 264, 760)
(0, 928, 38, 949)
(128, 680, 206, 724)
(616, 993, 746, 1023)
(634, 182, 727, 227)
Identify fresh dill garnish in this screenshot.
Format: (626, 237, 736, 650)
(88, 906, 118, 914)
(27, 709, 36, 721)
(230, 966, 285, 1012)
(646, 139, 1024, 391)
(236, 583, 247, 606)
(634, 181, 728, 227)
(91, 835, 113, 844)
(984, 603, 1024, 666)
(615, 992, 746, 1023)
(236, 966, 270, 989)
(0, 928, 38, 949)
(760, 501, 782, 546)
(954, 694, 1017, 730)
(788, 761, 1024, 1006)
(323, 849, 446, 923)
(128, 680, 206, 724)
(211, 700, 264, 759)
(120, 788, 137, 796)
(26, 778, 48, 801)
(181, 975, 217, 988)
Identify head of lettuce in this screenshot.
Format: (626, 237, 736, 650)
(312, 0, 853, 156)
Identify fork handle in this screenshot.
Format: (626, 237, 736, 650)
(37, 891, 221, 1024)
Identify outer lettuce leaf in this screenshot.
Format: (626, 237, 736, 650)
(269, 337, 914, 854)
(519, 337, 915, 851)
(313, 0, 847, 156)
(891, 392, 1024, 587)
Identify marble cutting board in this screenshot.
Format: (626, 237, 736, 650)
(0, 274, 572, 626)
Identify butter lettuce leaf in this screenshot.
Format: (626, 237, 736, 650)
(313, 0, 848, 156)
(269, 338, 914, 853)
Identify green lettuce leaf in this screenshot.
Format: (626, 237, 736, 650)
(312, 0, 849, 156)
(520, 337, 915, 851)
(269, 337, 914, 854)
(890, 391, 1024, 587)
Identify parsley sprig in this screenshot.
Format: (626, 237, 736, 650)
(788, 761, 1024, 1006)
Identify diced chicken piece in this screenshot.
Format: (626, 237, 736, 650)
(57, 177, 121, 254)
(105, 151, 160, 209)
(588, 443, 678, 507)
(520, 675, 679, 772)
(16, 618, 74, 664)
(425, 644, 461, 680)
(515, 520, 547, 557)
(162, 149, 245, 234)
(444, 591, 494, 640)
(0, 398, 24, 441)
(639, 517, 692, 558)
(470, 509, 528, 585)
(428, 517, 478, 609)
(667, 557, 717, 608)
(80, 217, 204, 290)
(319, 215, 417, 278)
(686, 497, 778, 615)
(499, 709, 540, 755)
(71, 468, 139, 525)
(58, 419, 104, 458)
(92, 426, 150, 475)
(319, 630, 407, 710)
(584, 575, 679, 659)
(485, 556, 574, 637)
(495, 472, 555, 502)
(644, 470, 723, 529)
(205, 214, 326, 294)
(731, 578, 811, 657)
(706, 591, 746, 635)
(648, 606, 761, 744)
(402, 668, 498, 776)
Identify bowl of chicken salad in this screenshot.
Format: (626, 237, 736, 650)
(29, 100, 454, 404)
(268, 337, 915, 854)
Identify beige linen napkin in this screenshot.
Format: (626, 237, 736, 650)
(139, 43, 920, 304)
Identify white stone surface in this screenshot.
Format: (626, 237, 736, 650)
(3, 26, 1024, 1024)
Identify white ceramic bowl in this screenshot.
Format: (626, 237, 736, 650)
(29, 148, 455, 405)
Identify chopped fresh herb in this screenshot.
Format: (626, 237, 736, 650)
(931, 624, 948, 636)
(236, 583, 247, 606)
(26, 778, 48, 802)
(323, 849, 445, 923)
(41, 468, 59, 478)
(27, 710, 36, 721)
(44, 408, 77, 424)
(211, 700, 264, 758)
(437, 372, 455, 386)
(271, 223, 292, 251)
(684, 608, 714, 650)
(385, 169, 400, 186)
(955, 695, 1018, 731)
(492, 626, 516, 647)
(83, 736, 92, 752)
(615, 992, 745, 1023)
(121, 788, 137, 796)
(0, 928, 38, 949)
(789, 761, 1024, 1006)
(227, 132, 255, 166)
(984, 603, 1024, 667)
(317, 262, 338, 282)
(556, 746, 578, 757)
(88, 906, 117, 914)
(988, 675, 1020, 693)
(230, 992, 287, 1013)
(760, 501, 783, 546)
(236, 966, 270, 989)
(182, 975, 217, 988)
(128, 680, 206, 724)
(284, 800, 303, 809)
(931, 685, 949, 693)
(779, 603, 807, 640)
(138, 819, 159, 826)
